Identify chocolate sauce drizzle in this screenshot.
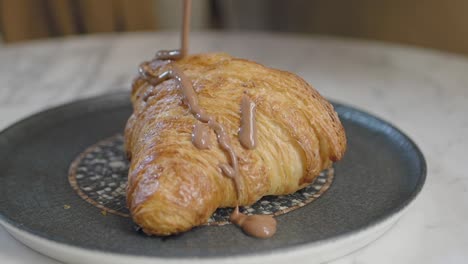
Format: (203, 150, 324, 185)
(239, 94, 257, 149)
(139, 59, 243, 196)
(137, 0, 276, 238)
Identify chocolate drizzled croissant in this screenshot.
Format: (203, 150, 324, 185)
(125, 53, 346, 235)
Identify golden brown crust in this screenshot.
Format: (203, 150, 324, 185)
(125, 53, 346, 235)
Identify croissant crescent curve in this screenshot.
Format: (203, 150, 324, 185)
(124, 53, 346, 235)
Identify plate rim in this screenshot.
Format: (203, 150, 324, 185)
(0, 91, 427, 262)
(0, 203, 406, 264)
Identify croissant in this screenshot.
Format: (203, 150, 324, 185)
(124, 53, 346, 235)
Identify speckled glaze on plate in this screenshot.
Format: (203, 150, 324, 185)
(0, 92, 426, 264)
(67, 134, 335, 224)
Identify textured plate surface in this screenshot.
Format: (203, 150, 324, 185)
(67, 134, 335, 223)
(0, 92, 426, 259)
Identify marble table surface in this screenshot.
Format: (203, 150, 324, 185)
(1, 32, 467, 264)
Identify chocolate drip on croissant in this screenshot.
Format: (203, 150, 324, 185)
(239, 94, 257, 149)
(192, 122, 211, 149)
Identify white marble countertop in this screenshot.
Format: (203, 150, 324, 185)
(1, 32, 467, 264)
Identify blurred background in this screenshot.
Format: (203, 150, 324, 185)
(1, 0, 467, 56)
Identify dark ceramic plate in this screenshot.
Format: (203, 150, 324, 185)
(0, 92, 426, 264)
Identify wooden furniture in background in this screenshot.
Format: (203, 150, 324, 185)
(0, 0, 156, 43)
(2, 0, 468, 56)
(216, 0, 468, 56)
